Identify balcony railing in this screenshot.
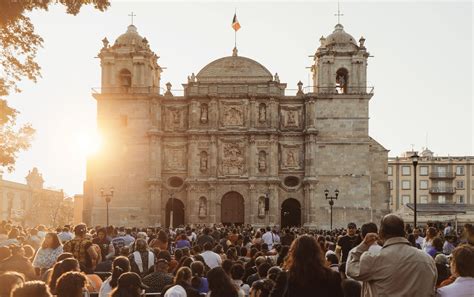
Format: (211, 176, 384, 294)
(429, 187, 456, 194)
(429, 172, 456, 179)
(284, 86, 374, 96)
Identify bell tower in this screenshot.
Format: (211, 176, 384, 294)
(311, 23, 369, 94)
(98, 24, 162, 93)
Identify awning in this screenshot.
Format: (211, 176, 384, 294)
(406, 203, 474, 215)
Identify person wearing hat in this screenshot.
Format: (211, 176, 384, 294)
(63, 224, 99, 274)
(335, 223, 361, 264)
(110, 272, 148, 297)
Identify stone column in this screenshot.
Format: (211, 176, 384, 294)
(249, 135, 256, 177)
(249, 184, 257, 224)
(210, 135, 217, 176)
(269, 184, 278, 225)
(209, 99, 218, 127)
(209, 185, 217, 223)
(269, 135, 278, 177)
(148, 184, 162, 226)
(187, 185, 196, 223)
(269, 98, 277, 129)
(188, 136, 198, 177)
(149, 135, 161, 178)
(249, 98, 256, 128)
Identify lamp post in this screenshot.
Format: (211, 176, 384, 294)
(325, 189, 339, 230)
(411, 152, 419, 228)
(169, 192, 174, 229)
(100, 187, 114, 227)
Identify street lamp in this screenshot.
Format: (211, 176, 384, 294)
(100, 187, 114, 227)
(325, 189, 339, 230)
(410, 152, 419, 228)
(169, 192, 174, 229)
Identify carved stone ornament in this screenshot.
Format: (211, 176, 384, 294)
(258, 197, 265, 218)
(258, 151, 267, 172)
(200, 151, 208, 172)
(164, 146, 187, 170)
(258, 103, 266, 123)
(221, 143, 245, 175)
(198, 197, 207, 218)
(223, 106, 244, 126)
(200, 103, 208, 124)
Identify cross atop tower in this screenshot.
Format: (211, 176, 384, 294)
(334, 1, 344, 24)
(128, 12, 136, 25)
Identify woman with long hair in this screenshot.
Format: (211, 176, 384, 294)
(99, 256, 130, 297)
(33, 232, 63, 276)
(207, 266, 241, 297)
(163, 267, 199, 297)
(150, 230, 168, 251)
(190, 260, 209, 294)
(269, 235, 343, 297)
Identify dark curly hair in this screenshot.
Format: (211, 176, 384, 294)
(56, 272, 87, 297)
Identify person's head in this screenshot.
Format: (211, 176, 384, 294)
(49, 258, 80, 294)
(134, 238, 148, 252)
(0, 246, 11, 261)
(190, 261, 204, 289)
(22, 245, 35, 260)
(157, 250, 172, 262)
(97, 228, 107, 240)
(110, 256, 131, 288)
(10, 246, 24, 257)
(413, 228, 421, 238)
(203, 242, 213, 251)
(341, 279, 362, 297)
(0, 271, 25, 297)
(230, 263, 245, 281)
(283, 235, 329, 286)
(426, 227, 437, 240)
(267, 266, 282, 282)
(462, 224, 474, 245)
(56, 272, 87, 297)
(155, 259, 169, 273)
(207, 267, 238, 296)
(432, 237, 443, 253)
(174, 266, 192, 285)
(73, 224, 87, 237)
(42, 232, 61, 249)
(361, 223, 378, 238)
(157, 230, 168, 242)
(111, 272, 148, 297)
(257, 262, 271, 278)
(11, 281, 52, 297)
(7, 228, 19, 239)
(326, 253, 339, 265)
(347, 223, 357, 236)
(249, 279, 274, 297)
(406, 234, 417, 247)
(379, 214, 405, 241)
(222, 259, 234, 275)
(450, 244, 474, 277)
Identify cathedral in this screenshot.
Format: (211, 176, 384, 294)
(82, 21, 389, 228)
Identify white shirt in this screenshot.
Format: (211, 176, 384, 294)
(201, 250, 222, 269)
(164, 284, 187, 297)
(415, 236, 424, 247)
(99, 277, 112, 297)
(437, 277, 474, 297)
(262, 231, 275, 249)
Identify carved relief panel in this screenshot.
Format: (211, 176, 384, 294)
(163, 144, 187, 171)
(280, 106, 303, 130)
(219, 101, 247, 129)
(164, 105, 187, 131)
(280, 144, 303, 170)
(218, 138, 247, 176)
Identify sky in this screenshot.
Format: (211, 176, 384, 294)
(3, 0, 473, 196)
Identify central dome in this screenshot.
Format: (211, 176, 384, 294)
(196, 55, 273, 83)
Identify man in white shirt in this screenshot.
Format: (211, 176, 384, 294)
(437, 244, 474, 297)
(262, 227, 275, 250)
(414, 228, 424, 248)
(200, 242, 221, 269)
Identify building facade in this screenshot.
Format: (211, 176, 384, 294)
(83, 22, 389, 228)
(389, 149, 474, 223)
(0, 168, 71, 226)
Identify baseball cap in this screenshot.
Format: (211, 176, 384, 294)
(347, 223, 357, 229)
(118, 272, 149, 289)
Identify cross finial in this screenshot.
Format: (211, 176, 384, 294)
(334, 1, 344, 24)
(128, 12, 136, 25)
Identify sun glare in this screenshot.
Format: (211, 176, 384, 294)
(76, 131, 102, 156)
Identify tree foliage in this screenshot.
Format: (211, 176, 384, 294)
(0, 0, 110, 171)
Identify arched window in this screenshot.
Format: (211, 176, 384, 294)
(335, 68, 348, 94)
(119, 69, 132, 88)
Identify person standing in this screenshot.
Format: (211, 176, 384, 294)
(336, 223, 361, 263)
(200, 242, 222, 269)
(347, 214, 437, 297)
(32, 232, 63, 275)
(262, 227, 275, 250)
(63, 224, 99, 273)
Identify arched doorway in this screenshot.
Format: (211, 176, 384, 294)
(221, 191, 244, 226)
(281, 198, 301, 228)
(165, 198, 185, 228)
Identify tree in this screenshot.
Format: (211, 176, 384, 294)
(0, 0, 110, 171)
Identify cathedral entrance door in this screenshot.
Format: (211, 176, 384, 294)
(221, 191, 244, 226)
(281, 198, 301, 228)
(165, 198, 185, 228)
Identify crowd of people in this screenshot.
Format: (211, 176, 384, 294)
(0, 216, 473, 297)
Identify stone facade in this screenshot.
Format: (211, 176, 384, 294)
(83, 23, 389, 228)
(0, 168, 71, 226)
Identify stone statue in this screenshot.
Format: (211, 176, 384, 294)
(258, 198, 265, 217)
(287, 110, 297, 126)
(101, 37, 109, 48)
(200, 151, 208, 171)
(258, 104, 266, 123)
(274, 73, 280, 83)
(258, 151, 267, 172)
(200, 104, 208, 124)
(172, 109, 180, 124)
(222, 143, 244, 175)
(199, 198, 207, 217)
(286, 150, 297, 167)
(191, 72, 196, 82)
